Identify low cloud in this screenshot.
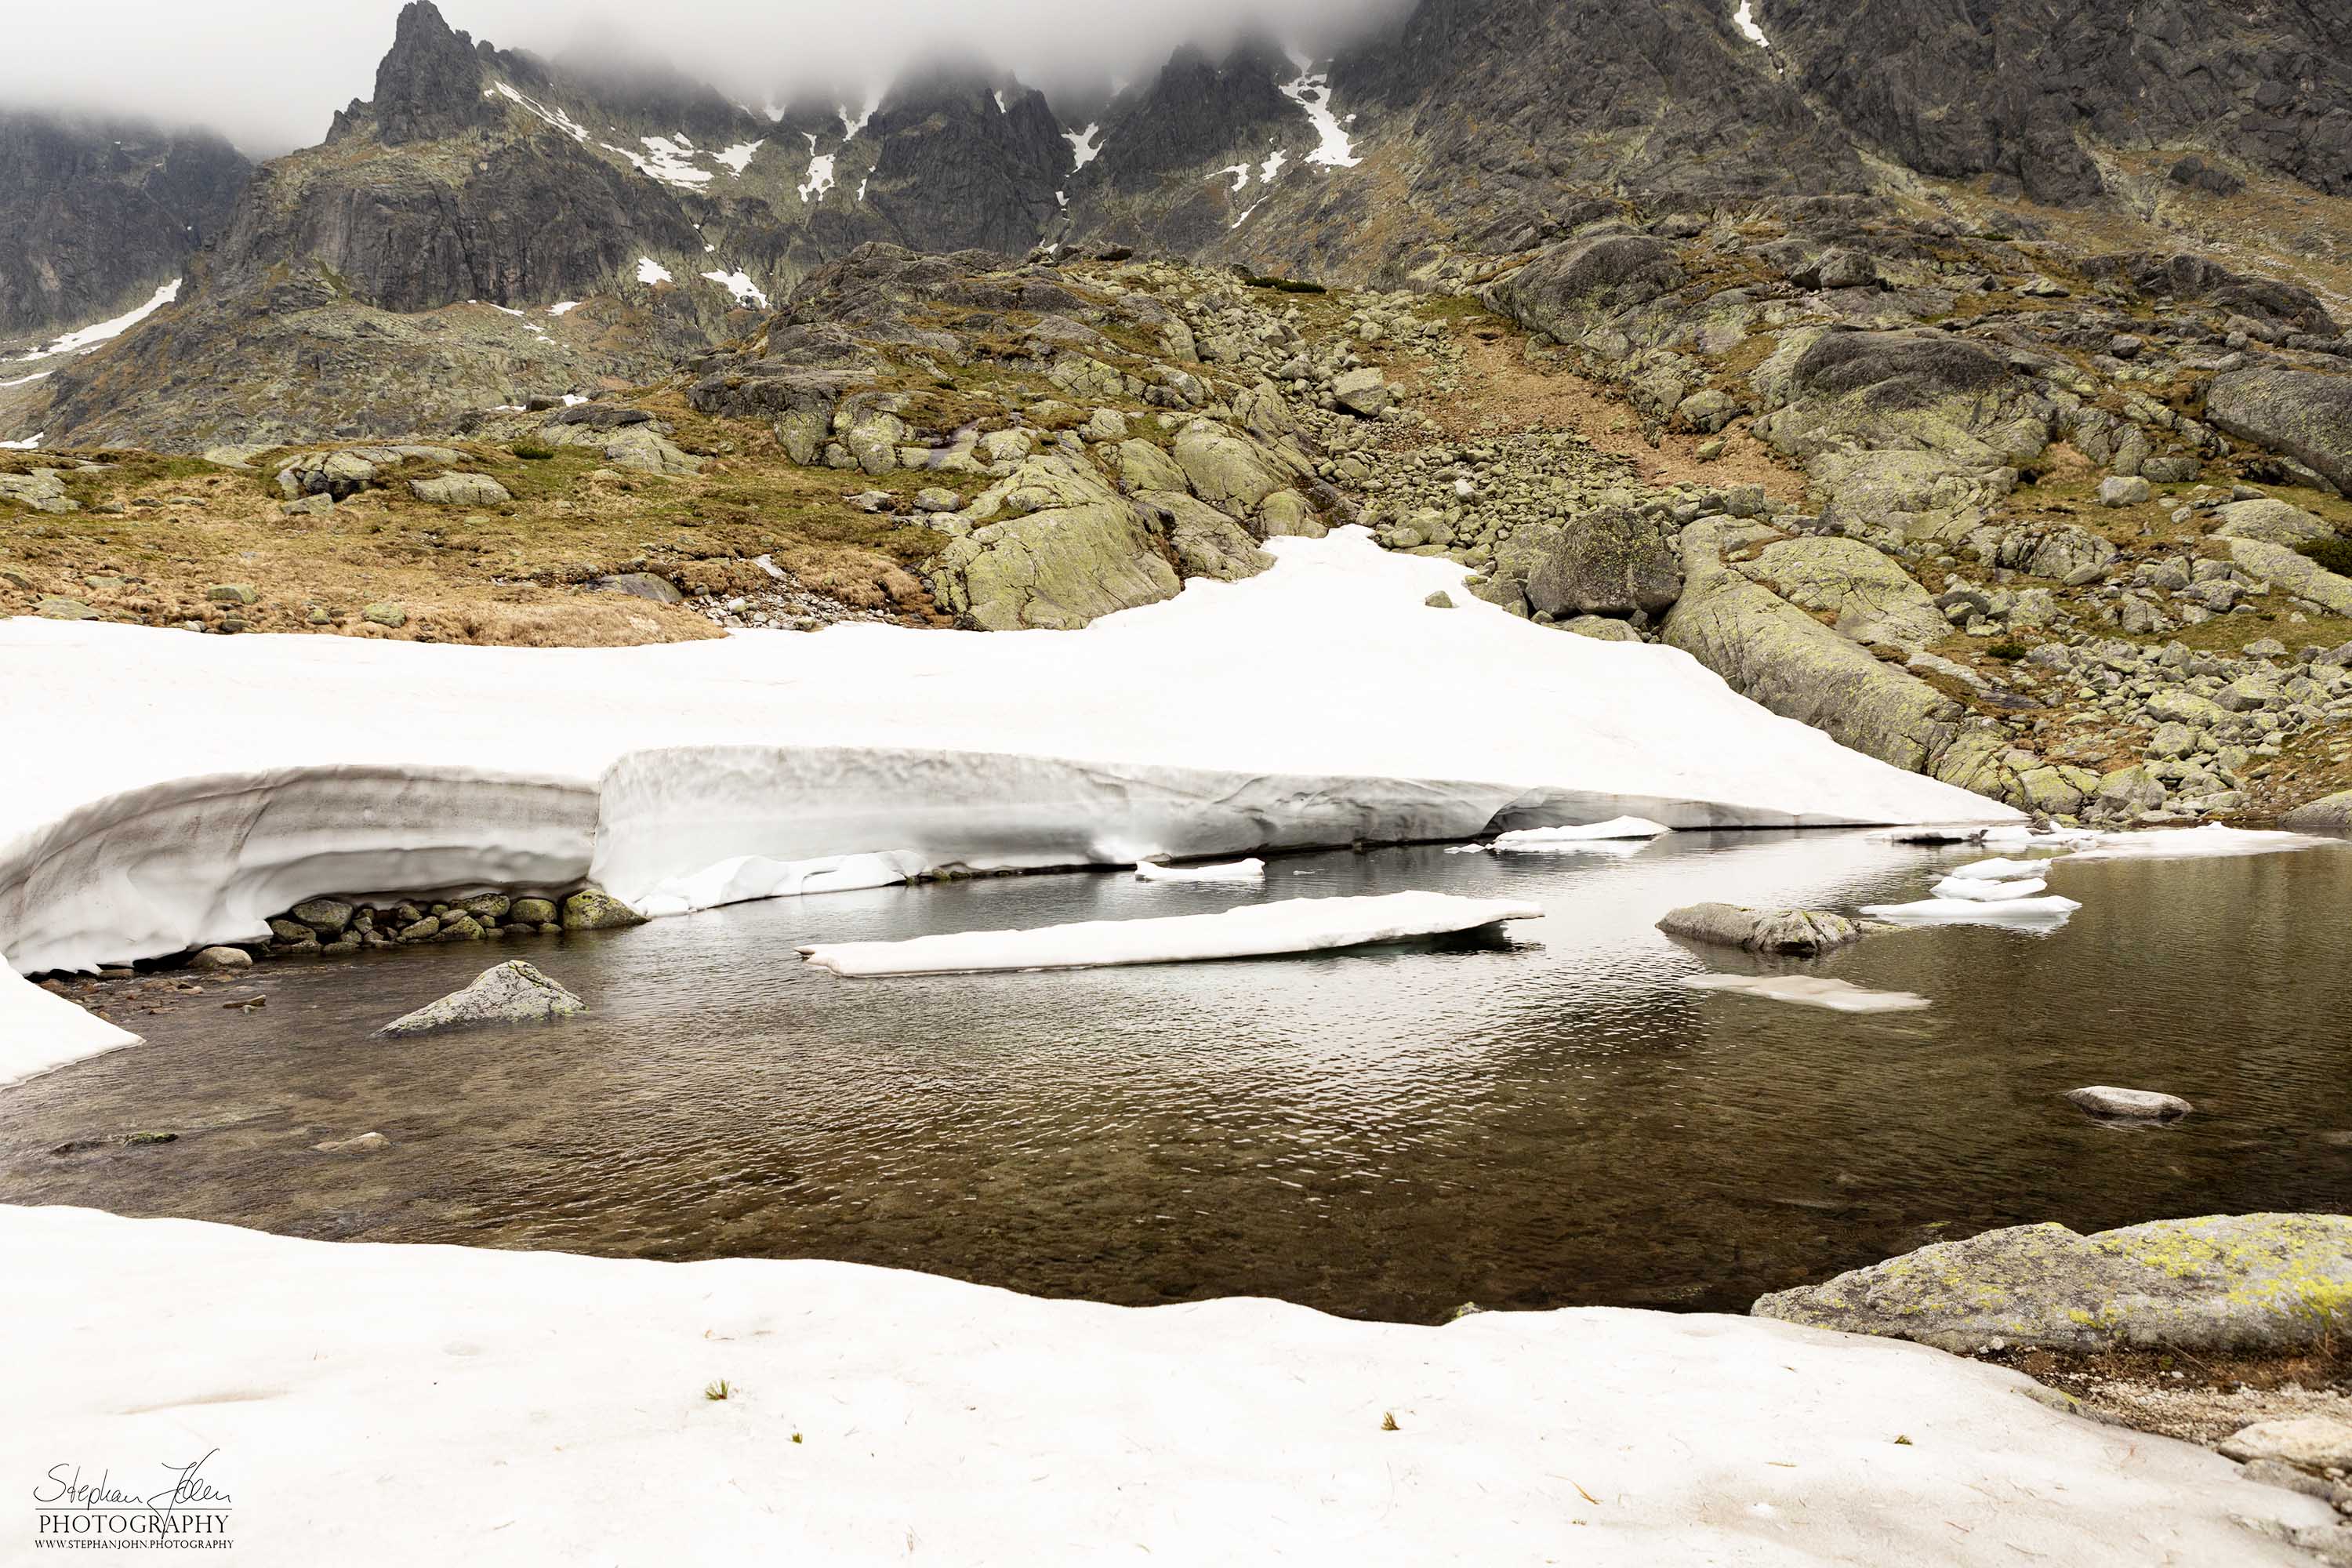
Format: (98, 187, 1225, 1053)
(4, 0, 1414, 156)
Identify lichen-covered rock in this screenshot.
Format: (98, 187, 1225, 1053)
(1330, 367, 1392, 417)
(292, 898, 354, 935)
(1664, 521, 1963, 774)
(2206, 367, 2352, 494)
(2282, 789, 2352, 832)
(510, 897, 558, 925)
(1754, 1213, 2352, 1354)
(1526, 507, 1680, 619)
(1657, 902, 1871, 956)
(1135, 491, 1272, 583)
(1754, 328, 2050, 470)
(409, 472, 512, 506)
(1171, 422, 1288, 511)
(2212, 498, 2334, 549)
(2225, 537, 2352, 616)
(559, 888, 646, 931)
(1486, 234, 1686, 335)
(1747, 536, 1947, 648)
(375, 960, 586, 1037)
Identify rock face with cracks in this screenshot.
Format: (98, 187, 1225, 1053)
(376, 960, 586, 1037)
(1755, 1213, 2352, 1355)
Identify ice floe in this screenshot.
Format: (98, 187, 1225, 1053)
(2, 1204, 2324, 1566)
(1, 528, 2010, 1081)
(2065, 823, 2332, 861)
(1491, 816, 1671, 850)
(1134, 858, 1265, 884)
(1680, 974, 1929, 1013)
(797, 892, 1542, 976)
(1929, 875, 2049, 902)
(1860, 895, 2081, 924)
(635, 851, 931, 917)
(1945, 855, 2063, 880)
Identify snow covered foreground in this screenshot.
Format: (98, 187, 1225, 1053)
(1, 1206, 2322, 1566)
(0, 530, 2009, 1080)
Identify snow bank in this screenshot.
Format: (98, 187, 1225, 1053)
(0, 529, 2008, 1081)
(0, 433, 39, 451)
(0, 1206, 2324, 1566)
(1134, 858, 1265, 883)
(634, 257, 673, 286)
(1680, 974, 1930, 1013)
(1733, 0, 1771, 47)
(798, 892, 1541, 976)
(1065, 123, 1103, 170)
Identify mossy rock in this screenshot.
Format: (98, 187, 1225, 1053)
(561, 888, 647, 931)
(1754, 1213, 2352, 1355)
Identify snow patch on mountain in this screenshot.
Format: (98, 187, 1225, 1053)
(712, 140, 763, 175)
(1066, 123, 1104, 170)
(1734, 0, 1771, 46)
(1279, 54, 1360, 169)
(634, 257, 673, 286)
(21, 279, 183, 361)
(799, 150, 837, 201)
(702, 270, 770, 309)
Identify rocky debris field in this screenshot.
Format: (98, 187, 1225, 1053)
(9, 206, 2352, 822)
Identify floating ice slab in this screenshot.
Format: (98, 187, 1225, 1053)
(1929, 875, 2049, 902)
(1861, 895, 2081, 924)
(1, 1205, 2326, 1566)
(1491, 815, 1671, 849)
(1134, 858, 1265, 884)
(2067, 824, 2334, 861)
(1947, 855, 2066, 880)
(1, 528, 2012, 1082)
(1680, 974, 1930, 1013)
(797, 892, 1542, 977)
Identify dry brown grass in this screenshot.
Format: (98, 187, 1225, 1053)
(1428, 337, 1808, 504)
(0, 394, 952, 645)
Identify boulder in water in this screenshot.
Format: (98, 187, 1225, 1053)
(375, 960, 586, 1037)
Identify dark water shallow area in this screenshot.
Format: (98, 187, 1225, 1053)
(6, 830, 2352, 1323)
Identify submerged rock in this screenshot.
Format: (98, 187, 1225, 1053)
(2067, 1085, 2192, 1120)
(1657, 902, 1871, 956)
(376, 960, 586, 1037)
(1753, 1212, 2352, 1355)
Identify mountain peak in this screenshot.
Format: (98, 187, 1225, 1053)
(372, 0, 498, 146)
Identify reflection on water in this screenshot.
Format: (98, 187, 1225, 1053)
(5, 831, 2350, 1323)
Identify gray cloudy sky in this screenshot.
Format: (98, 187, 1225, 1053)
(5, 0, 1411, 155)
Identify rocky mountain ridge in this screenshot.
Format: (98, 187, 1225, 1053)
(0, 108, 249, 341)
